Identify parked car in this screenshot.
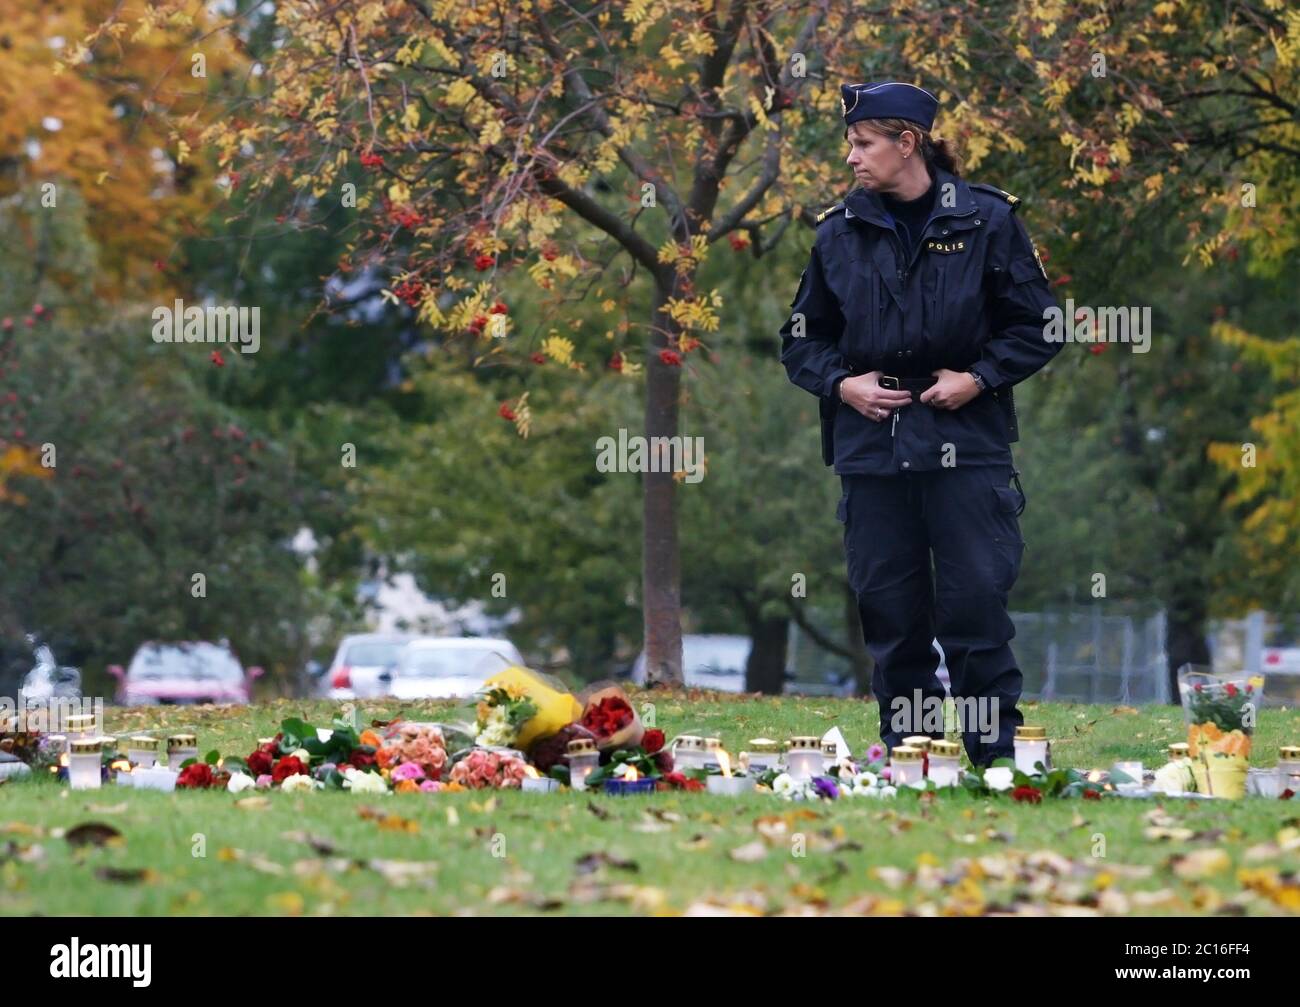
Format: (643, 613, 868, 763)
(630, 634, 753, 692)
(320, 633, 415, 699)
(386, 637, 526, 700)
(109, 642, 263, 705)
(630, 633, 860, 695)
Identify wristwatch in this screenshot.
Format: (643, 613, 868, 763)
(966, 369, 986, 392)
(834, 376, 847, 401)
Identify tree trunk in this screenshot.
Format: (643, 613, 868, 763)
(1166, 596, 1212, 704)
(641, 280, 684, 686)
(745, 613, 790, 695)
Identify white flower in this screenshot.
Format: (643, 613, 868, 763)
(290, 747, 311, 762)
(475, 719, 514, 748)
(983, 767, 1014, 792)
(279, 773, 318, 793)
(879, 785, 897, 799)
(771, 773, 795, 795)
(341, 767, 389, 794)
(1151, 760, 1195, 795)
(853, 771, 878, 789)
(227, 771, 256, 794)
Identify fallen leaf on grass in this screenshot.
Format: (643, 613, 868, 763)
(357, 806, 418, 833)
(586, 801, 610, 821)
(729, 840, 768, 863)
(575, 852, 638, 875)
(0, 822, 43, 837)
(267, 891, 304, 916)
(871, 865, 909, 890)
(217, 847, 287, 875)
(65, 822, 123, 849)
(84, 802, 127, 814)
(234, 796, 272, 811)
(1169, 848, 1231, 880)
(95, 867, 156, 884)
(1, 840, 45, 864)
(366, 859, 439, 887)
(280, 831, 338, 855)
(1144, 827, 1195, 842)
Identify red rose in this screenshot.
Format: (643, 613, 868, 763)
(653, 750, 674, 775)
(177, 763, 214, 789)
(1225, 682, 1238, 697)
(272, 756, 308, 783)
(246, 749, 273, 777)
(642, 729, 665, 754)
(348, 749, 376, 770)
(1011, 785, 1042, 804)
(1082, 789, 1101, 800)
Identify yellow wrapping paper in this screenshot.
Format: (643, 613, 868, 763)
(483, 666, 582, 751)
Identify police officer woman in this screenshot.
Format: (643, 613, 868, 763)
(780, 81, 1064, 768)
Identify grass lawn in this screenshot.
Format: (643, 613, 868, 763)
(2, 691, 1298, 916)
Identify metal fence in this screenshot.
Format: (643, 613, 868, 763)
(792, 604, 1300, 705)
(1011, 608, 1169, 704)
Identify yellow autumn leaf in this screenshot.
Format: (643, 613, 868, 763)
(541, 334, 574, 364)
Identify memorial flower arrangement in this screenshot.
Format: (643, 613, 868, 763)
(472, 685, 538, 748)
(1177, 668, 1264, 799)
(376, 722, 449, 781)
(447, 748, 531, 789)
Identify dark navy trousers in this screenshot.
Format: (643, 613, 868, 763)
(837, 462, 1026, 767)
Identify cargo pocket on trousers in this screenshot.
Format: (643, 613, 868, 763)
(991, 484, 1026, 593)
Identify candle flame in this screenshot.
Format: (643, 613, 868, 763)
(523, 764, 540, 779)
(717, 749, 732, 778)
(620, 764, 639, 782)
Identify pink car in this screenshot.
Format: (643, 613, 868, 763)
(108, 642, 264, 706)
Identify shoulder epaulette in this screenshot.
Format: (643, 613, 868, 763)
(815, 202, 845, 224)
(969, 182, 1021, 208)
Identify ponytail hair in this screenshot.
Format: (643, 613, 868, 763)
(854, 117, 963, 177)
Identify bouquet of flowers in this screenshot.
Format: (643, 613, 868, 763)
(376, 722, 449, 782)
(472, 685, 538, 748)
(1178, 666, 1263, 798)
(448, 748, 531, 789)
(578, 684, 644, 751)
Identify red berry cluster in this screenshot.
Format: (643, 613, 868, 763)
(392, 280, 424, 308)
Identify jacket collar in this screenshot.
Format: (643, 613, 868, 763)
(842, 165, 978, 231)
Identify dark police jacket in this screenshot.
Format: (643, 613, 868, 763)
(779, 167, 1063, 474)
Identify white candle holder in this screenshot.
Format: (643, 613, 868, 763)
(706, 775, 755, 796)
(566, 738, 600, 792)
(127, 736, 159, 768)
(166, 734, 198, 769)
(132, 766, 179, 792)
(68, 739, 103, 790)
(786, 736, 822, 781)
(522, 776, 560, 793)
(1014, 726, 1050, 775)
(890, 745, 925, 787)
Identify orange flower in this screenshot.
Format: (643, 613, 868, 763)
(376, 747, 396, 769)
(1213, 729, 1252, 758)
(443, 782, 466, 793)
(1187, 722, 1222, 757)
(359, 729, 383, 748)
(394, 779, 420, 794)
